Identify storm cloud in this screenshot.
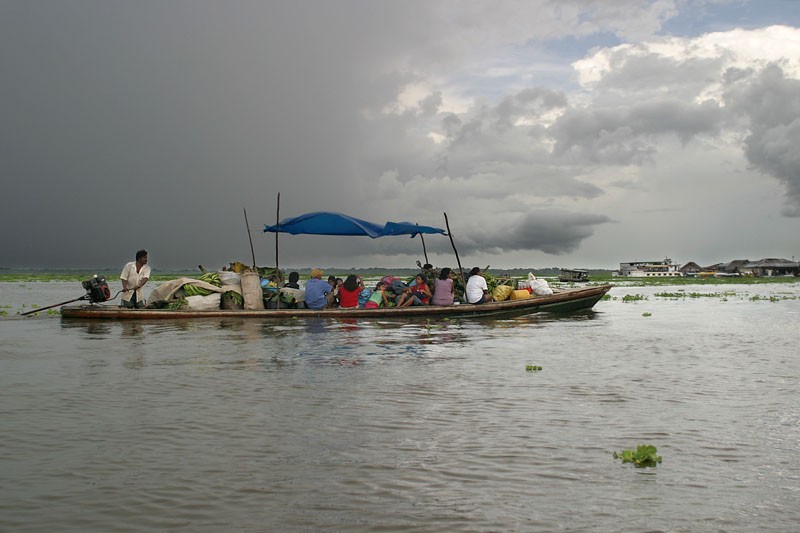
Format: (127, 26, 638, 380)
(723, 65, 800, 216)
(1, 2, 798, 270)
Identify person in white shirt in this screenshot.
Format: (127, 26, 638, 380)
(465, 266, 493, 304)
(120, 249, 151, 308)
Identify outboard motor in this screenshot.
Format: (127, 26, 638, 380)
(82, 275, 111, 303)
(21, 274, 115, 316)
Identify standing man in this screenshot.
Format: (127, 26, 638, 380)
(120, 249, 151, 308)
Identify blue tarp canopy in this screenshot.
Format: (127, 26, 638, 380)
(263, 212, 445, 239)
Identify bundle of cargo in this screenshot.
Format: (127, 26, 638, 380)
(240, 269, 264, 310)
(218, 270, 244, 309)
(482, 269, 515, 302)
(145, 275, 225, 310)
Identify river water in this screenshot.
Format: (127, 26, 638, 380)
(1, 281, 798, 532)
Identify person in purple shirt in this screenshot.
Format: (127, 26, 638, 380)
(432, 267, 455, 306)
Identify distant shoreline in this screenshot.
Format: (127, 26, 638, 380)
(1, 270, 797, 285)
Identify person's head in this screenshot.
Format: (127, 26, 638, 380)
(327, 275, 336, 285)
(439, 267, 452, 280)
(423, 263, 433, 270)
(415, 274, 426, 285)
(468, 267, 481, 278)
(288, 272, 299, 284)
(311, 268, 324, 279)
(135, 249, 148, 265)
(343, 274, 359, 292)
(335, 277, 343, 287)
(375, 281, 386, 291)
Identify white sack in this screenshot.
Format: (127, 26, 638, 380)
(218, 271, 241, 286)
(531, 278, 554, 297)
(185, 293, 221, 311)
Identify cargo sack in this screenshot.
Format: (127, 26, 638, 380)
(218, 270, 242, 286)
(531, 278, 553, 296)
(279, 287, 304, 303)
(492, 285, 514, 301)
(185, 293, 221, 310)
(241, 269, 265, 310)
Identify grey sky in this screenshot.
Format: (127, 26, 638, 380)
(2, 1, 799, 270)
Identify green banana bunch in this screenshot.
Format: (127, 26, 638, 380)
(166, 297, 187, 310)
(224, 291, 244, 306)
(183, 284, 213, 297)
(198, 272, 221, 286)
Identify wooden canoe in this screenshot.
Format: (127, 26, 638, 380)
(60, 284, 611, 320)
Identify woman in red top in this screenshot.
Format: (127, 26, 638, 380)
(338, 274, 364, 308)
(397, 274, 432, 307)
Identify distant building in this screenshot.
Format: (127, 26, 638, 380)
(680, 262, 703, 275)
(616, 258, 683, 277)
(721, 259, 751, 274)
(742, 258, 799, 277)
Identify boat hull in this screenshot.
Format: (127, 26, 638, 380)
(61, 285, 611, 320)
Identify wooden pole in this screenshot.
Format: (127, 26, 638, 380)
(244, 208, 257, 269)
(275, 193, 281, 309)
(417, 224, 430, 265)
(275, 192, 280, 277)
(443, 212, 466, 302)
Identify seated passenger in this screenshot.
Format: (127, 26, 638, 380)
(397, 274, 432, 307)
(466, 267, 493, 304)
(327, 276, 343, 307)
(284, 271, 300, 289)
(364, 281, 389, 308)
(338, 274, 364, 308)
(431, 267, 455, 306)
(305, 269, 334, 310)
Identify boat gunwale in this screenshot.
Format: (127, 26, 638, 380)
(60, 285, 611, 320)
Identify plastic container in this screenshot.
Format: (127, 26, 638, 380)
(510, 289, 532, 300)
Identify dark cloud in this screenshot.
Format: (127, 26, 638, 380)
(724, 65, 800, 216)
(0, 2, 421, 268)
(594, 50, 725, 101)
(453, 210, 613, 255)
(548, 99, 724, 164)
(2, 3, 797, 270)
(495, 87, 567, 132)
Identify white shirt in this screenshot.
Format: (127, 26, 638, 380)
(465, 274, 488, 303)
(120, 261, 151, 303)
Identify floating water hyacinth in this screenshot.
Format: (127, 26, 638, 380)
(613, 445, 662, 467)
(525, 365, 542, 372)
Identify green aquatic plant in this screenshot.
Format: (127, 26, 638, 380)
(642, 312, 652, 317)
(621, 294, 648, 302)
(525, 365, 543, 372)
(613, 445, 662, 467)
(654, 291, 738, 299)
(654, 292, 685, 298)
(750, 294, 780, 302)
